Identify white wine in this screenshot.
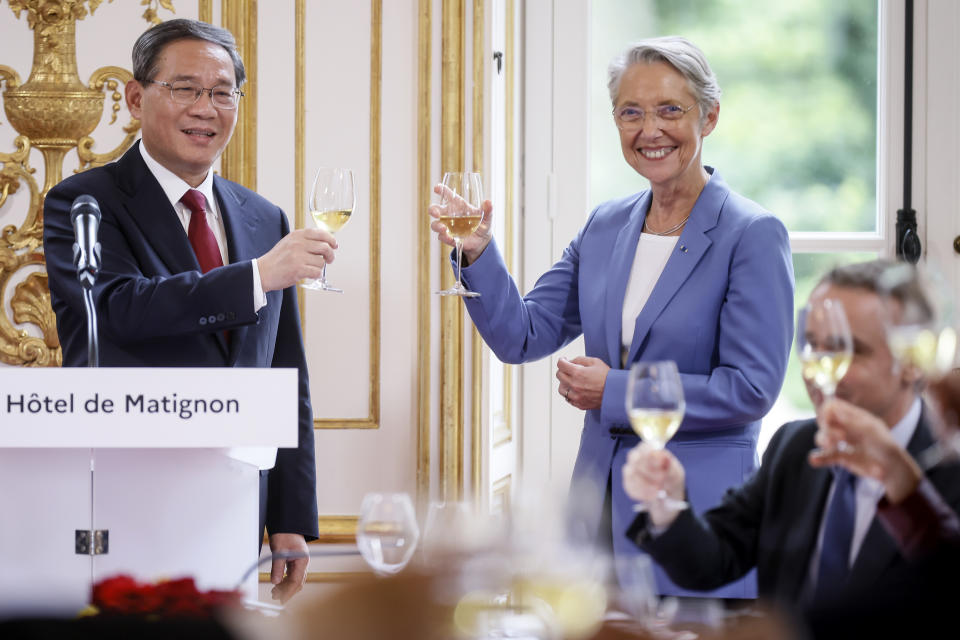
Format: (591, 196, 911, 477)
(311, 208, 352, 234)
(628, 408, 683, 448)
(511, 576, 607, 640)
(438, 214, 482, 239)
(800, 351, 852, 394)
(888, 325, 957, 376)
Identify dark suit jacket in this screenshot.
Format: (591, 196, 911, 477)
(627, 408, 960, 606)
(42, 142, 319, 541)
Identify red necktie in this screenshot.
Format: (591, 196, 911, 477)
(181, 189, 230, 347)
(181, 189, 223, 273)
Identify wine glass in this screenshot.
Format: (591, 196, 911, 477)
(625, 360, 688, 511)
(878, 264, 960, 468)
(879, 263, 957, 379)
(303, 167, 355, 293)
(797, 298, 854, 455)
(434, 171, 483, 297)
(797, 299, 853, 404)
(355, 492, 419, 575)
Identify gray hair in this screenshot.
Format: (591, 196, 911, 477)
(819, 259, 934, 324)
(607, 36, 720, 122)
(132, 18, 246, 87)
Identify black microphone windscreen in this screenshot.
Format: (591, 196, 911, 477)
(70, 194, 101, 224)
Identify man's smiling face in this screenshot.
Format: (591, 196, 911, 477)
(126, 37, 239, 187)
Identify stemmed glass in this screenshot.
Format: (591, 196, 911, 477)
(355, 492, 420, 575)
(797, 299, 853, 406)
(880, 263, 957, 379)
(625, 361, 688, 511)
(797, 298, 853, 454)
(878, 264, 960, 467)
(302, 167, 355, 293)
(434, 171, 483, 297)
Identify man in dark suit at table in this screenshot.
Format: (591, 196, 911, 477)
(42, 19, 334, 604)
(621, 259, 960, 614)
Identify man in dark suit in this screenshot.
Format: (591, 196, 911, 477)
(42, 19, 334, 604)
(621, 259, 960, 613)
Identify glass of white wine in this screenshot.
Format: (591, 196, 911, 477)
(355, 492, 420, 576)
(879, 263, 960, 468)
(797, 298, 853, 403)
(303, 167, 355, 293)
(797, 298, 853, 454)
(625, 360, 688, 512)
(435, 171, 483, 297)
(880, 262, 958, 378)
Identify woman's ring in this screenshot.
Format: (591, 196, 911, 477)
(563, 387, 570, 400)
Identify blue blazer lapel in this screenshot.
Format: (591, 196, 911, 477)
(624, 174, 726, 366)
(604, 192, 650, 367)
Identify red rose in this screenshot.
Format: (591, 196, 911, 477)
(90, 574, 242, 618)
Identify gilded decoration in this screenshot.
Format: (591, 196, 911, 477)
(0, 1, 172, 366)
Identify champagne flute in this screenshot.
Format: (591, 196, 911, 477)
(355, 492, 420, 575)
(625, 360, 688, 511)
(435, 171, 483, 297)
(797, 298, 853, 454)
(303, 167, 355, 293)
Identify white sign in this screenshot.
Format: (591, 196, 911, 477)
(0, 368, 297, 448)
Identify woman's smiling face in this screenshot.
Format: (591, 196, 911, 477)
(614, 61, 718, 191)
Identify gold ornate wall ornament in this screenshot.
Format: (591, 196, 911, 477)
(0, 1, 173, 366)
(140, 0, 175, 26)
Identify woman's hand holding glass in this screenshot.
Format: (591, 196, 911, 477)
(428, 174, 494, 296)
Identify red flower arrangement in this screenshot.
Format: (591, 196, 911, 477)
(89, 574, 243, 618)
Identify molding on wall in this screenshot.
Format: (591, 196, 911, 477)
(440, 0, 465, 502)
(221, 0, 257, 190)
(416, 0, 433, 507)
(293, 0, 383, 432)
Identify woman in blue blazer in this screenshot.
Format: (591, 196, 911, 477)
(431, 36, 794, 598)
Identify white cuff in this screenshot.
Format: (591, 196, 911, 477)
(251, 259, 267, 312)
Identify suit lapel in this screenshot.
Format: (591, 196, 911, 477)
(777, 426, 834, 601)
(603, 192, 649, 367)
(214, 176, 252, 363)
(116, 143, 201, 276)
(623, 171, 727, 366)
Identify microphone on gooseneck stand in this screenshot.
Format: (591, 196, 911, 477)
(70, 194, 102, 367)
(71, 194, 102, 290)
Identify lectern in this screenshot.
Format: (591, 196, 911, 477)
(0, 368, 297, 617)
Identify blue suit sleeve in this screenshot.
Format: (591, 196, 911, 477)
(458, 233, 585, 364)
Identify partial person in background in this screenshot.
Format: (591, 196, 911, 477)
(622, 259, 960, 620)
(43, 19, 333, 603)
(429, 36, 793, 599)
(801, 371, 960, 638)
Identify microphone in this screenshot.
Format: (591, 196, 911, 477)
(70, 194, 102, 289)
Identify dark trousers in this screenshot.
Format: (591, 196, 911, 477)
(259, 470, 269, 553)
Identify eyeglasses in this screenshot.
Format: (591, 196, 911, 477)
(613, 103, 696, 129)
(147, 80, 244, 110)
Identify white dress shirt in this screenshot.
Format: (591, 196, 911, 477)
(138, 143, 266, 312)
